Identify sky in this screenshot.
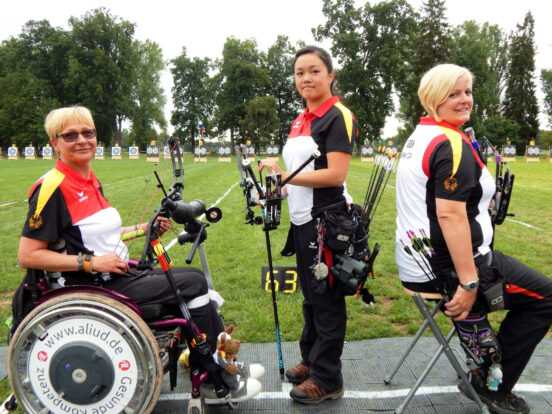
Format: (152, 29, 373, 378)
(1, 0, 551, 137)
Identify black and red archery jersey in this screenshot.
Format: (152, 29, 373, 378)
(395, 117, 496, 282)
(283, 96, 357, 225)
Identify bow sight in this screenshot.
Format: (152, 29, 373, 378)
(138, 137, 222, 270)
(234, 145, 320, 230)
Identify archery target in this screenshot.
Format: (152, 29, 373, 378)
(111, 147, 121, 156)
(194, 147, 200, 155)
(42, 147, 52, 156)
(200, 147, 206, 155)
(129, 146, 138, 155)
(24, 147, 35, 156)
(95, 147, 104, 156)
(527, 146, 539, 156)
(8, 147, 17, 157)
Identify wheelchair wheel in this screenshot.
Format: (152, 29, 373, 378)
(8, 292, 163, 414)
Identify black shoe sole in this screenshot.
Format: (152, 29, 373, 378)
(458, 382, 530, 414)
(290, 388, 344, 405)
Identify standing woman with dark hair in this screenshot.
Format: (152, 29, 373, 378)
(258, 45, 358, 404)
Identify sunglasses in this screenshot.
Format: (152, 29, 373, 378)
(57, 128, 97, 142)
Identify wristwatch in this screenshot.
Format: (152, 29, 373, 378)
(460, 280, 479, 291)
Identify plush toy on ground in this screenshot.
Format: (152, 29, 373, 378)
(215, 332, 241, 390)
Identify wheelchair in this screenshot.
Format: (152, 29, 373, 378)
(6, 138, 261, 414)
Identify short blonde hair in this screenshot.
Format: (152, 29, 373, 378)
(44, 106, 95, 142)
(418, 64, 473, 121)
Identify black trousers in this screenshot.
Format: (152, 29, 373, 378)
(292, 220, 347, 392)
(404, 250, 552, 392)
(104, 266, 224, 352)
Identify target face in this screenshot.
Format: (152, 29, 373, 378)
(129, 147, 138, 155)
(112, 147, 121, 155)
(42, 147, 52, 156)
(8, 147, 18, 157)
(95, 148, 104, 156)
(25, 147, 34, 156)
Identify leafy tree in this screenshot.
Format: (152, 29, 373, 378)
(538, 130, 552, 148)
(239, 96, 280, 151)
(503, 12, 539, 150)
(0, 21, 70, 148)
(129, 40, 166, 148)
(398, 0, 451, 134)
(170, 47, 213, 152)
(314, 0, 418, 142)
(0, 71, 59, 147)
(541, 69, 552, 128)
(18, 20, 73, 105)
(67, 8, 137, 146)
(265, 36, 301, 149)
(450, 21, 508, 144)
(214, 38, 270, 147)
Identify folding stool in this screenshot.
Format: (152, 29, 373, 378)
(383, 287, 490, 413)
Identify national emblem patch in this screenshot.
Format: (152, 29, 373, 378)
(29, 213, 43, 229)
(444, 176, 458, 191)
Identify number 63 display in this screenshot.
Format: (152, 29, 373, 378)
(260, 266, 300, 293)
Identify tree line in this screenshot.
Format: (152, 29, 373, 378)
(1, 0, 552, 153)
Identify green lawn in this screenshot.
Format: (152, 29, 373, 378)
(0, 154, 551, 349)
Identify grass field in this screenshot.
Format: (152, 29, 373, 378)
(0, 154, 551, 351)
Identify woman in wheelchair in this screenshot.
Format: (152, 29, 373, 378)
(10, 106, 262, 414)
(395, 64, 552, 414)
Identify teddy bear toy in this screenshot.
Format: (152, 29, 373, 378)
(214, 332, 241, 390)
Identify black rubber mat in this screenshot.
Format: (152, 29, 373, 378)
(152, 337, 552, 413)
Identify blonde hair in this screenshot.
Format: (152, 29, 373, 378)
(418, 64, 473, 121)
(44, 106, 95, 142)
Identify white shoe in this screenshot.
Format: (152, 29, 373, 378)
(237, 362, 265, 379)
(202, 377, 262, 405)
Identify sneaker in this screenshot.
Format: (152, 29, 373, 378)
(236, 362, 266, 379)
(458, 373, 530, 414)
(285, 362, 310, 384)
(290, 378, 344, 405)
(202, 377, 262, 405)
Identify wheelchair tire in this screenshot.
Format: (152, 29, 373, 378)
(8, 292, 163, 414)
